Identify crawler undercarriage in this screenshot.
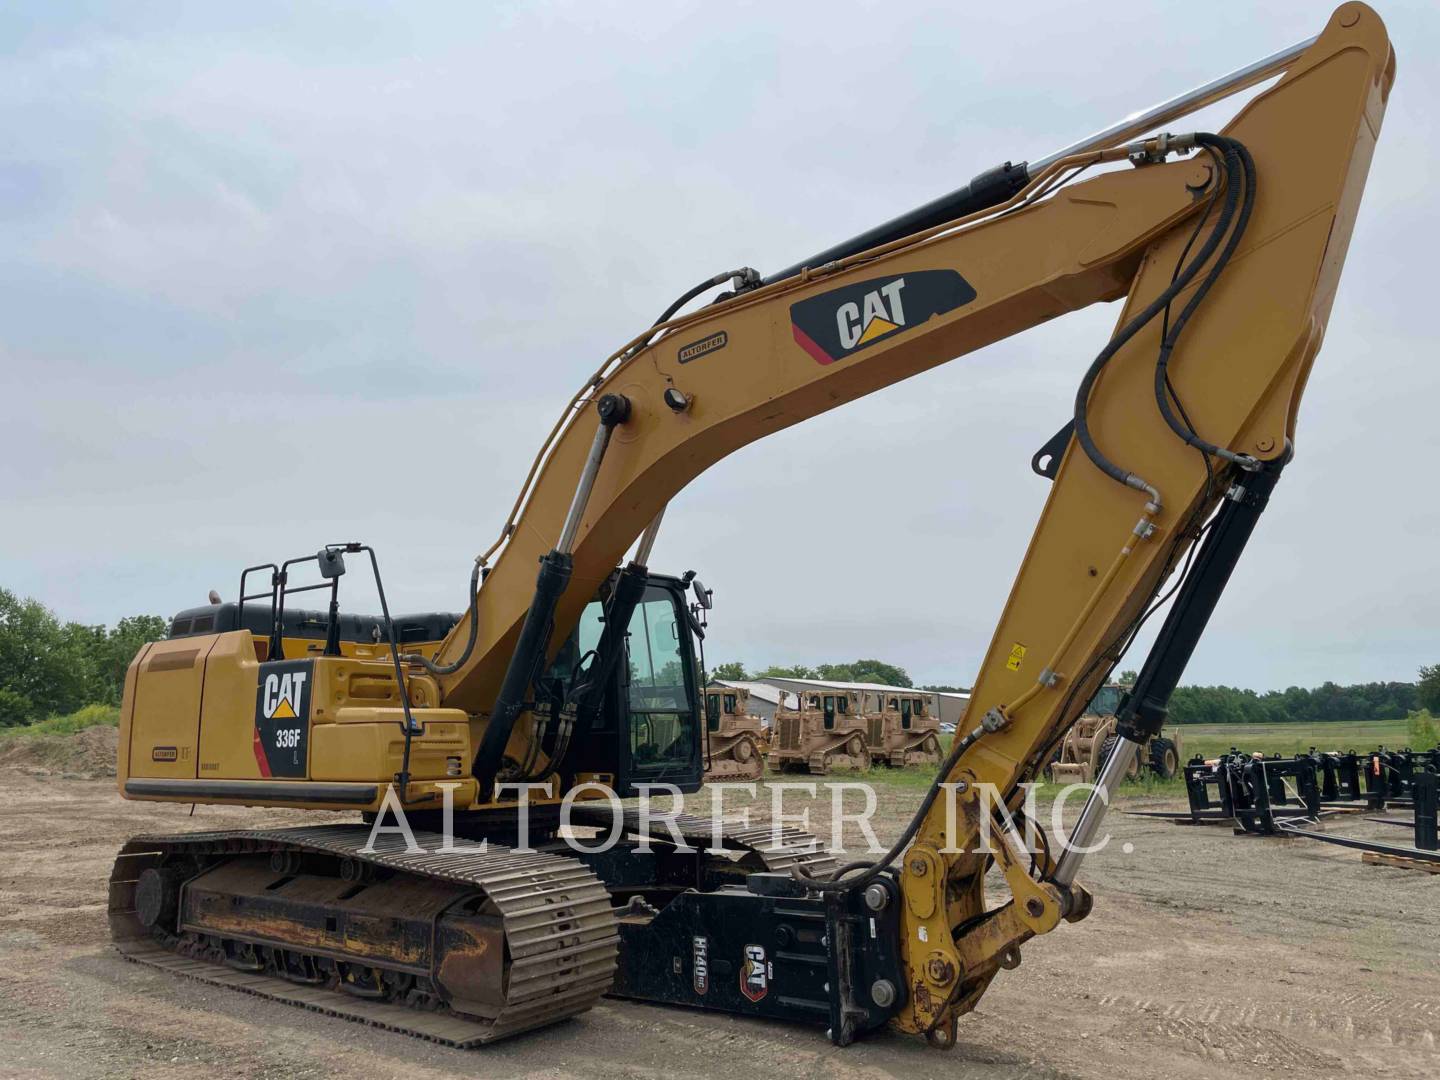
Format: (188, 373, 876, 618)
(108, 811, 903, 1046)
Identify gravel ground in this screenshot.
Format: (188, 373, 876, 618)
(1, 766, 1437, 1080)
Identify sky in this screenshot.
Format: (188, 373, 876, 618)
(2, 1, 1436, 692)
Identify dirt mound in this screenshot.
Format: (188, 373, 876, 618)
(0, 724, 118, 778)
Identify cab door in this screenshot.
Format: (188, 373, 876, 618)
(617, 583, 703, 795)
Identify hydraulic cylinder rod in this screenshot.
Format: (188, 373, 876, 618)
(1029, 35, 1315, 171)
(471, 394, 631, 798)
(633, 507, 665, 567)
(1052, 728, 1139, 887)
(1052, 458, 1287, 887)
(764, 33, 1313, 286)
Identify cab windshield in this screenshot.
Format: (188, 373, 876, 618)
(546, 582, 698, 778)
(626, 586, 695, 772)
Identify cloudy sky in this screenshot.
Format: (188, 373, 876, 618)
(2, 1, 1436, 691)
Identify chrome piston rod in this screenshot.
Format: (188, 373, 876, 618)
(1051, 733, 1142, 887)
(763, 32, 1316, 286)
(1030, 34, 1316, 172)
(557, 415, 619, 554)
(633, 507, 665, 566)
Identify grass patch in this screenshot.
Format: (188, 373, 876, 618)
(1176, 718, 1421, 760)
(0, 703, 120, 740)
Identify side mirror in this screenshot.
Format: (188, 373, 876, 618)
(317, 548, 347, 579)
(692, 578, 712, 610)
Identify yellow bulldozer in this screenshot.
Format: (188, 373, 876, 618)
(863, 689, 946, 768)
(701, 686, 767, 781)
(766, 688, 872, 773)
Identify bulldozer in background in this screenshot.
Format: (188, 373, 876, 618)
(701, 686, 767, 782)
(863, 690, 945, 768)
(1047, 683, 1183, 784)
(767, 688, 872, 773)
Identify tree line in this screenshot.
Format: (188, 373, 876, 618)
(1164, 678, 1435, 726)
(0, 588, 166, 726)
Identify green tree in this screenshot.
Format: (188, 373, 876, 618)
(1408, 709, 1439, 748)
(845, 659, 912, 687)
(0, 588, 96, 723)
(710, 661, 750, 681)
(1117, 670, 1138, 687)
(754, 664, 819, 680)
(1419, 664, 1440, 715)
(921, 684, 970, 693)
(0, 589, 167, 724)
(0, 687, 34, 729)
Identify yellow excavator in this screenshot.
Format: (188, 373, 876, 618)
(111, 5, 1394, 1050)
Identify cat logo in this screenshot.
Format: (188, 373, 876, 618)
(739, 943, 769, 1002)
(262, 670, 308, 720)
(252, 659, 313, 779)
(789, 269, 977, 365)
(838, 278, 908, 349)
(692, 936, 709, 995)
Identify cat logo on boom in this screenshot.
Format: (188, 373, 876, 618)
(838, 278, 908, 349)
(252, 659, 313, 778)
(789, 268, 977, 365)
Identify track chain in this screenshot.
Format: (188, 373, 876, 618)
(109, 824, 618, 1047)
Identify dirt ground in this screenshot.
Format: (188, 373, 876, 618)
(1, 759, 1437, 1080)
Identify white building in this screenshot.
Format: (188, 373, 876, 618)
(931, 690, 973, 727)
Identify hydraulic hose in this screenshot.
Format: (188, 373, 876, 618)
(1071, 133, 1247, 499)
(651, 268, 760, 327)
(400, 559, 482, 676)
(1153, 137, 1259, 469)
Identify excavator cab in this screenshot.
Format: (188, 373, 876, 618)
(546, 572, 705, 796)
